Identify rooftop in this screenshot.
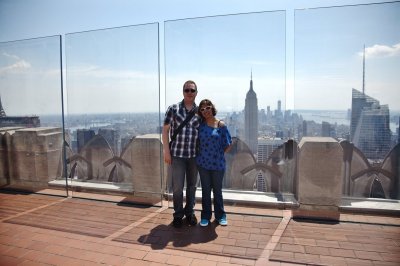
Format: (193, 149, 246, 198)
(1, 190, 399, 266)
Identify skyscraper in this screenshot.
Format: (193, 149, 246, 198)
(350, 46, 391, 160)
(351, 89, 391, 159)
(256, 137, 284, 192)
(244, 72, 258, 154)
(0, 96, 6, 118)
(77, 129, 95, 153)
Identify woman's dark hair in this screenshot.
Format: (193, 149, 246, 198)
(198, 99, 217, 119)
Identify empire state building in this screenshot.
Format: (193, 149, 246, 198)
(244, 73, 258, 154)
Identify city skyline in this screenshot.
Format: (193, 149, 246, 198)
(0, 0, 399, 116)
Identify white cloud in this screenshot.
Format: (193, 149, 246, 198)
(3, 52, 20, 60)
(68, 64, 150, 79)
(359, 43, 400, 58)
(0, 52, 31, 74)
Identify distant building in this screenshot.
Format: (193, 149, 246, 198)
(274, 100, 283, 121)
(0, 96, 40, 128)
(302, 120, 308, 137)
(244, 72, 258, 154)
(398, 117, 400, 144)
(256, 137, 284, 192)
(77, 129, 95, 153)
(351, 88, 391, 159)
(98, 128, 119, 155)
(322, 121, 333, 137)
(0, 97, 6, 118)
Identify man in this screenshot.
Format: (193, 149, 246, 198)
(162, 80, 201, 228)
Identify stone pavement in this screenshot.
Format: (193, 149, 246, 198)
(0, 190, 399, 265)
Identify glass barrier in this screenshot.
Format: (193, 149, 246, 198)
(295, 2, 400, 200)
(164, 11, 289, 208)
(65, 23, 161, 205)
(0, 36, 65, 196)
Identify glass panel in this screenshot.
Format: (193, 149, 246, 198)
(295, 2, 400, 200)
(0, 36, 65, 196)
(164, 11, 288, 208)
(65, 23, 161, 205)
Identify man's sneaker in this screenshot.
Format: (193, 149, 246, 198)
(186, 214, 198, 226)
(172, 217, 183, 228)
(199, 219, 209, 227)
(217, 216, 228, 226)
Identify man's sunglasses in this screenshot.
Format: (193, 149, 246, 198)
(200, 106, 212, 112)
(184, 88, 196, 93)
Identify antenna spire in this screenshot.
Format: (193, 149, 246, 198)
(362, 44, 366, 94)
(250, 69, 253, 91)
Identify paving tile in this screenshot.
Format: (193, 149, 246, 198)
(166, 254, 193, 265)
(293, 252, 321, 264)
(372, 261, 400, 266)
(355, 250, 383, 260)
(319, 255, 348, 265)
(0, 255, 24, 266)
(329, 247, 357, 258)
(191, 258, 218, 266)
(304, 245, 330, 256)
(122, 247, 148, 259)
(143, 251, 170, 263)
(4, 246, 32, 258)
(280, 243, 305, 253)
(229, 257, 256, 265)
(316, 239, 341, 248)
(122, 258, 153, 265)
(379, 252, 400, 262)
(345, 257, 374, 265)
(222, 245, 247, 256)
(101, 253, 129, 265)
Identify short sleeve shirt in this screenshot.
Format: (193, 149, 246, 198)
(164, 100, 201, 158)
(196, 122, 232, 171)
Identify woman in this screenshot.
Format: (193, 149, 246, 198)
(196, 99, 232, 226)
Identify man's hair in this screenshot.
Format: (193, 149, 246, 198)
(183, 80, 197, 91)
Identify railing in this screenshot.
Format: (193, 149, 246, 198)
(0, 2, 399, 208)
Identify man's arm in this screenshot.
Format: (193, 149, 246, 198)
(162, 124, 172, 164)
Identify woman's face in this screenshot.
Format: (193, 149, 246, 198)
(200, 104, 213, 119)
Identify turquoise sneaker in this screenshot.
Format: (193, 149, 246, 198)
(199, 219, 209, 227)
(218, 216, 227, 226)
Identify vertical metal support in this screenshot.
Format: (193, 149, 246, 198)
(59, 35, 69, 197)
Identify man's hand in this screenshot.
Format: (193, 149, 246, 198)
(163, 148, 172, 164)
(162, 124, 172, 164)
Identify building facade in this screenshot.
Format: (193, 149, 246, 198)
(244, 73, 258, 154)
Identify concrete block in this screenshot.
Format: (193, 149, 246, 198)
(294, 137, 343, 220)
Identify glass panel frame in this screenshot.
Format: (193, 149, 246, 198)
(294, 2, 400, 201)
(65, 23, 161, 205)
(164, 11, 290, 209)
(0, 35, 65, 196)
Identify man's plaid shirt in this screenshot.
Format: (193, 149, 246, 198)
(164, 100, 201, 158)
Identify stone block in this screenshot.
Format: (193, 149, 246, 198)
(130, 134, 163, 195)
(8, 127, 63, 185)
(294, 137, 343, 220)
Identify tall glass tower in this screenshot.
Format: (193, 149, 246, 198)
(351, 88, 391, 160)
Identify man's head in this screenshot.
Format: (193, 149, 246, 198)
(182, 80, 197, 103)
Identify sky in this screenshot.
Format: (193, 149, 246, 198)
(0, 0, 399, 115)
